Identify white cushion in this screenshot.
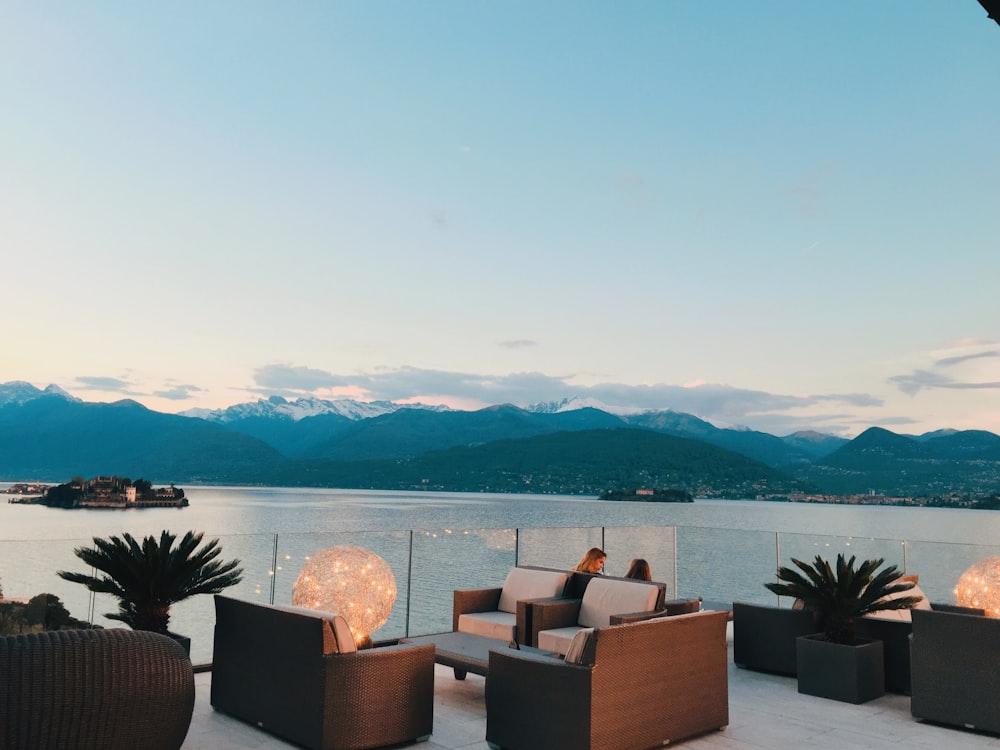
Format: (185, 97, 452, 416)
(563, 627, 595, 665)
(537, 626, 584, 655)
(457, 611, 517, 641)
(866, 582, 931, 622)
(497, 568, 571, 614)
(578, 578, 659, 628)
(330, 614, 356, 653)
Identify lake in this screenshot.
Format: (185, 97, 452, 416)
(3, 484, 998, 663)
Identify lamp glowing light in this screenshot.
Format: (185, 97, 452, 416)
(954, 557, 1000, 617)
(292, 545, 397, 645)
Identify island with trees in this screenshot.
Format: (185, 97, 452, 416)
(11, 476, 188, 509)
(599, 487, 694, 503)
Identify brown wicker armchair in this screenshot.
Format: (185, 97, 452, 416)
(0, 628, 195, 750)
(910, 608, 1000, 733)
(486, 610, 729, 750)
(211, 595, 435, 750)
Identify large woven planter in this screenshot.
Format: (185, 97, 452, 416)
(796, 634, 884, 704)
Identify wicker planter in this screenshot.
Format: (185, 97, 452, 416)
(796, 634, 884, 704)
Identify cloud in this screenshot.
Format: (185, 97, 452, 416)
(253, 364, 354, 393)
(249, 362, 881, 433)
(890, 369, 1000, 395)
(75, 376, 133, 392)
(935, 350, 1000, 368)
(153, 384, 204, 401)
(498, 339, 537, 349)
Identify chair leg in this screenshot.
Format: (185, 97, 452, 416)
(453, 667, 467, 680)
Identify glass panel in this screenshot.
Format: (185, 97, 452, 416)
(677, 527, 778, 607)
(602, 525, 676, 598)
(905, 540, 1000, 606)
(0, 538, 97, 631)
(408, 527, 517, 636)
(517, 526, 602, 571)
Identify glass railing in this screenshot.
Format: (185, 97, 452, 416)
(1, 525, 997, 665)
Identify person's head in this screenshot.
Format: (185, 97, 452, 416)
(625, 558, 651, 581)
(575, 547, 606, 574)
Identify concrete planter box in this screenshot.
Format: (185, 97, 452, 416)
(796, 633, 884, 704)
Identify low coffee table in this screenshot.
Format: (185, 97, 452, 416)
(400, 631, 554, 680)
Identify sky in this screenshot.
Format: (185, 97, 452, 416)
(2, 2, 998, 439)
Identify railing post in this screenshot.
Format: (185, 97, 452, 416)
(672, 526, 678, 599)
(514, 527, 520, 567)
(269, 534, 278, 605)
(405, 530, 414, 637)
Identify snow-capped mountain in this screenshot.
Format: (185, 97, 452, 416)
(527, 396, 648, 416)
(183, 394, 451, 423)
(0, 381, 78, 407)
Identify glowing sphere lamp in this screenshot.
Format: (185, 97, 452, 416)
(954, 557, 1000, 617)
(292, 545, 397, 646)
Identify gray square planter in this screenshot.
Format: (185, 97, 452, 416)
(796, 633, 884, 704)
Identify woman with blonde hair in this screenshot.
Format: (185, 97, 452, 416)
(574, 547, 606, 574)
(625, 558, 651, 581)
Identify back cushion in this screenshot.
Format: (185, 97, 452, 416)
(497, 568, 571, 614)
(579, 578, 659, 628)
(867, 582, 931, 622)
(564, 627, 595, 665)
(330, 614, 357, 654)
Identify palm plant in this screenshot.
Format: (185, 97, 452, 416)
(764, 553, 922, 644)
(58, 530, 243, 634)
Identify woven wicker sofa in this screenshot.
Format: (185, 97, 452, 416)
(211, 595, 435, 750)
(527, 575, 670, 654)
(485, 610, 730, 750)
(0, 627, 195, 750)
(910, 608, 1000, 733)
(453, 566, 574, 645)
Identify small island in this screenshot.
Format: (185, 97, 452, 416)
(599, 487, 693, 503)
(10, 476, 188, 509)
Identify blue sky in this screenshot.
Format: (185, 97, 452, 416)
(2, 2, 998, 437)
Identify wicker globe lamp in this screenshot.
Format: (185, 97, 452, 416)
(292, 545, 397, 646)
(954, 557, 1000, 617)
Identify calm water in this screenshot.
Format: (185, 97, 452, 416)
(3, 484, 999, 663)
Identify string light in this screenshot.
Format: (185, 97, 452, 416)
(954, 557, 1000, 617)
(292, 545, 397, 646)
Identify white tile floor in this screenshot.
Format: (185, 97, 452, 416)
(183, 640, 1000, 750)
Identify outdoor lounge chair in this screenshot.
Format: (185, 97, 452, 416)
(486, 610, 730, 750)
(211, 595, 435, 750)
(454, 565, 573, 645)
(0, 627, 195, 750)
(910, 607, 1000, 733)
(529, 575, 669, 654)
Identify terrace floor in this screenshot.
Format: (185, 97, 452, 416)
(182, 638, 1000, 750)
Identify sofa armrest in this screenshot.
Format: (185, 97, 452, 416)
(527, 597, 583, 646)
(453, 587, 502, 631)
(611, 598, 701, 625)
(486, 647, 592, 750)
(324, 642, 435, 748)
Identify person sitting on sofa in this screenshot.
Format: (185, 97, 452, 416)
(574, 547, 606, 574)
(625, 558, 651, 581)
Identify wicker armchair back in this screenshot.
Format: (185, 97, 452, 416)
(0, 628, 195, 750)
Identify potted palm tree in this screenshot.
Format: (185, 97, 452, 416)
(765, 553, 921, 703)
(58, 530, 243, 655)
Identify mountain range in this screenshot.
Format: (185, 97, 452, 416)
(2, 381, 999, 500)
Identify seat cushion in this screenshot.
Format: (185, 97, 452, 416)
(578, 578, 660, 628)
(536, 625, 584, 655)
(497, 568, 572, 614)
(458, 611, 517, 640)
